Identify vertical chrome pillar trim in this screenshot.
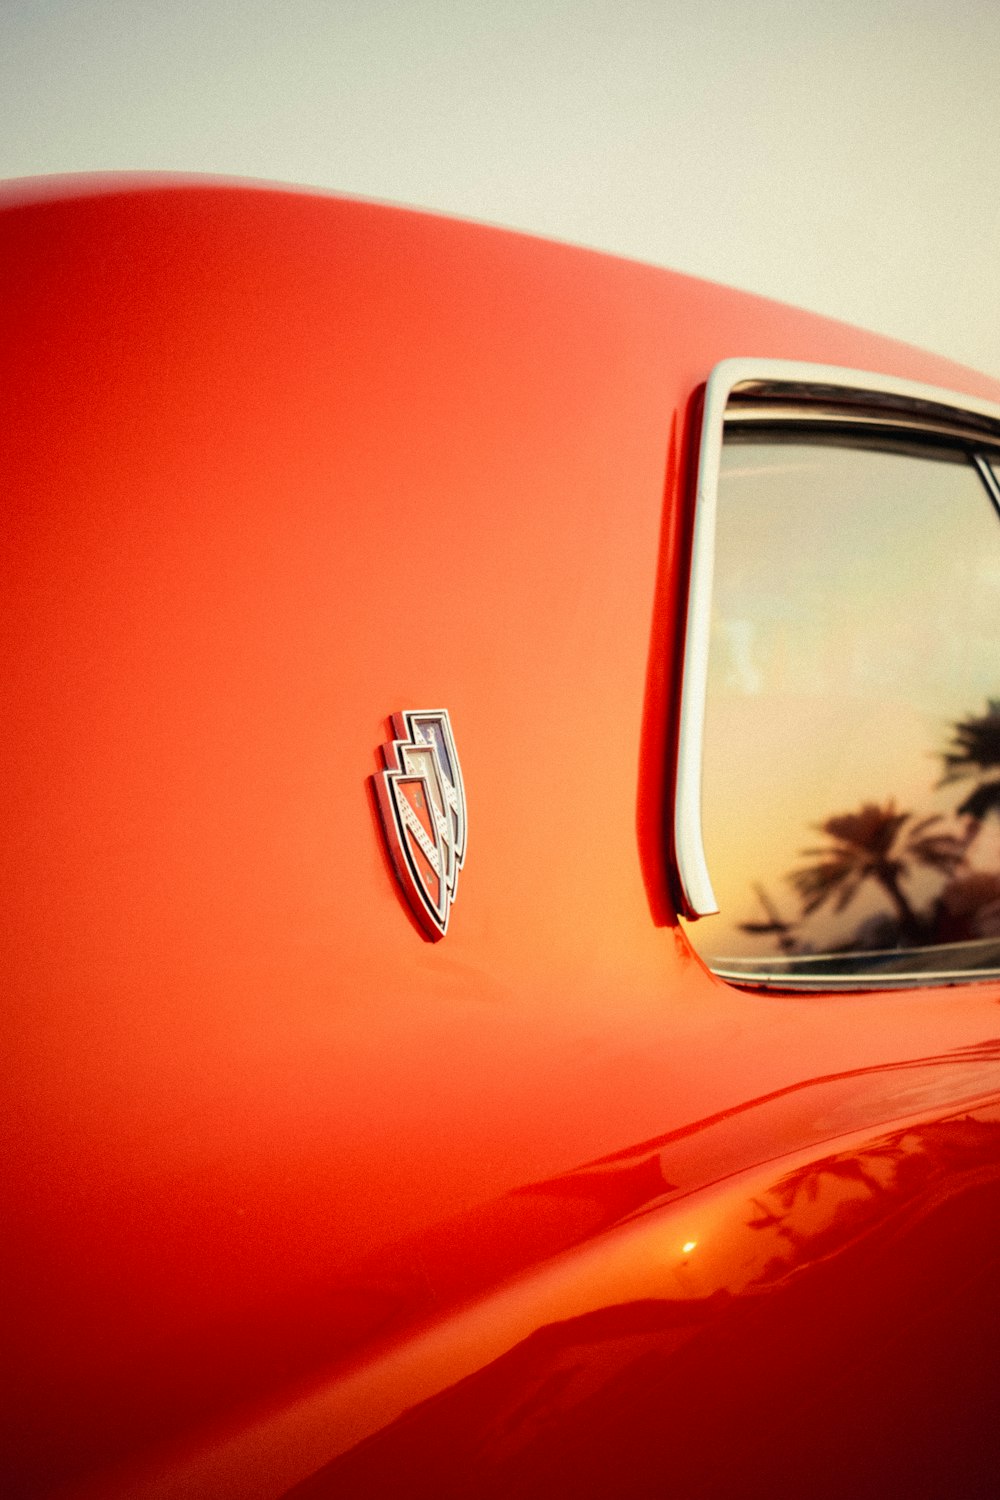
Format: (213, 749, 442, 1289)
(672, 361, 733, 917)
(673, 358, 1000, 921)
(972, 452, 1000, 521)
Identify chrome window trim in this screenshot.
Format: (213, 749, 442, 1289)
(973, 452, 1000, 521)
(714, 935, 1000, 992)
(674, 357, 1000, 922)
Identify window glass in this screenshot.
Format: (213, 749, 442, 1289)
(684, 431, 1000, 986)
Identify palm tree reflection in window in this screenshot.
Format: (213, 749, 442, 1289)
(789, 803, 964, 945)
(740, 700, 1000, 958)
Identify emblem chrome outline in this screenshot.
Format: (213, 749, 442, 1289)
(374, 709, 467, 940)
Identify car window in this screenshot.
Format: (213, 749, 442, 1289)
(987, 456, 1000, 510)
(682, 427, 1000, 989)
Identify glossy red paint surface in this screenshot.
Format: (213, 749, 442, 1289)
(3, 179, 1000, 1497)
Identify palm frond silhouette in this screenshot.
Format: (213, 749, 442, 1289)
(940, 700, 1000, 822)
(738, 883, 798, 953)
(788, 801, 965, 938)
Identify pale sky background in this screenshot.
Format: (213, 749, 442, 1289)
(2, 0, 999, 378)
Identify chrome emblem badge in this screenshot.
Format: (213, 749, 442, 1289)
(374, 710, 467, 939)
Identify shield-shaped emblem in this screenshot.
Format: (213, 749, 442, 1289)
(374, 710, 467, 939)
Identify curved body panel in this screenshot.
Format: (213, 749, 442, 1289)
(3, 180, 1000, 1497)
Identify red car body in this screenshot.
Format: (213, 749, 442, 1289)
(4, 180, 1000, 1498)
